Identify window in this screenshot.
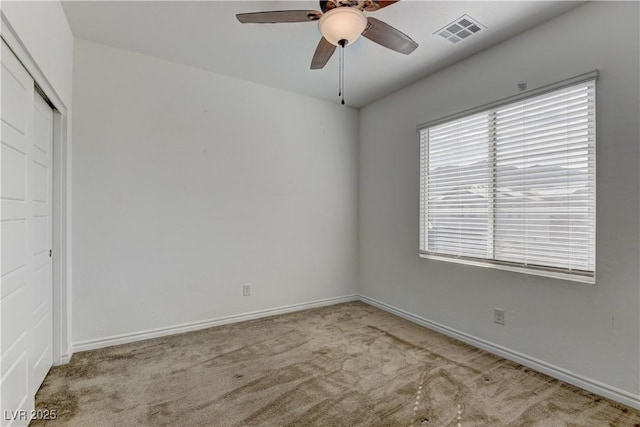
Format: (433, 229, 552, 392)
(419, 76, 596, 283)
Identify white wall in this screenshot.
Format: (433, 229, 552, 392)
(1, 1, 73, 105)
(359, 1, 639, 405)
(72, 39, 359, 345)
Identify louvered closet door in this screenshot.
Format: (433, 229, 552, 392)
(1, 39, 53, 426)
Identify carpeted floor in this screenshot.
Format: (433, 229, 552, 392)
(34, 301, 639, 426)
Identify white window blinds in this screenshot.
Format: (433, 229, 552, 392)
(420, 79, 596, 280)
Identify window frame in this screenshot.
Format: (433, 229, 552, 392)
(418, 71, 598, 284)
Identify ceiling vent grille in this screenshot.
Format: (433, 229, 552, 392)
(435, 15, 484, 44)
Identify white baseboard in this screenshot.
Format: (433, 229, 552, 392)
(56, 353, 72, 365)
(359, 295, 640, 410)
(72, 294, 358, 353)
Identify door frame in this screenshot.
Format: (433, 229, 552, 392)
(2, 12, 72, 365)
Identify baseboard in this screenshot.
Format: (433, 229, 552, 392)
(72, 294, 359, 353)
(359, 295, 640, 410)
(56, 353, 72, 365)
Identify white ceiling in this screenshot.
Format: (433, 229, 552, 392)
(62, 1, 582, 107)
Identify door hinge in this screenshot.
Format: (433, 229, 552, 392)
(49, 249, 52, 257)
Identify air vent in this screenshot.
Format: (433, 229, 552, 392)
(435, 15, 484, 44)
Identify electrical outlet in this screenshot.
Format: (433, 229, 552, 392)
(242, 283, 251, 296)
(494, 308, 505, 325)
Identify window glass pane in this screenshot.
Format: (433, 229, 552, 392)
(424, 112, 491, 258)
(494, 83, 594, 271)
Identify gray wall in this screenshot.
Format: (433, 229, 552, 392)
(359, 1, 639, 399)
(72, 39, 359, 344)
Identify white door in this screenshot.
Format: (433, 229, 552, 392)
(1, 39, 53, 426)
(30, 87, 54, 396)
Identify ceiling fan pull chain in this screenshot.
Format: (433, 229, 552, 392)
(338, 39, 346, 105)
(340, 46, 344, 104)
(338, 43, 342, 97)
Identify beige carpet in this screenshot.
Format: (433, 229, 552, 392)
(34, 302, 639, 426)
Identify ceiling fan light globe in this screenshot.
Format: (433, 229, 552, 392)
(318, 7, 368, 46)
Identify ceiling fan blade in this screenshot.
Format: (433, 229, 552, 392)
(310, 37, 336, 69)
(236, 10, 322, 24)
(362, 17, 418, 54)
(364, 0, 399, 12)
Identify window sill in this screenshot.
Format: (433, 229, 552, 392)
(419, 253, 595, 284)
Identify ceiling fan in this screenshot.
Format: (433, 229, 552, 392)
(236, 0, 418, 70)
